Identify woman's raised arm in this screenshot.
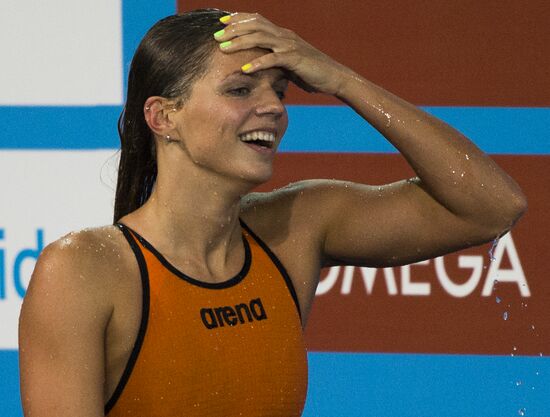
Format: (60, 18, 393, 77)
(217, 12, 526, 267)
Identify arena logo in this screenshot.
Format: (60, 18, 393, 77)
(316, 232, 529, 298)
(200, 298, 268, 329)
(0, 228, 44, 299)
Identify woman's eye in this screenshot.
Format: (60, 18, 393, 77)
(276, 90, 286, 100)
(229, 87, 250, 96)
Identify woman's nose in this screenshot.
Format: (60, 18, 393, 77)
(254, 88, 285, 117)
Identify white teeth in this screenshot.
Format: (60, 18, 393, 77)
(239, 131, 275, 142)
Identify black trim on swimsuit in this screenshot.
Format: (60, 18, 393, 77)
(239, 219, 302, 322)
(115, 223, 252, 290)
(104, 223, 151, 415)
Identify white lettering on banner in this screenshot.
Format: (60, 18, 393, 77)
(0, 229, 44, 299)
(401, 260, 430, 295)
(316, 232, 529, 297)
(481, 232, 530, 296)
(316, 266, 341, 295)
(340, 266, 398, 296)
(435, 254, 484, 297)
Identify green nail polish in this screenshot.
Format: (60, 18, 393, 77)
(220, 41, 232, 49)
(214, 29, 225, 38)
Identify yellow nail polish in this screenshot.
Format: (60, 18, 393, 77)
(220, 15, 231, 23)
(214, 29, 225, 38)
(220, 41, 232, 49)
(241, 63, 253, 72)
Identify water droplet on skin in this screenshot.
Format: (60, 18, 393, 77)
(465, 154, 470, 160)
(503, 311, 509, 320)
(531, 324, 535, 330)
(488, 238, 499, 261)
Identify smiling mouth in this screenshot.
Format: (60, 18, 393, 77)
(238, 131, 275, 149)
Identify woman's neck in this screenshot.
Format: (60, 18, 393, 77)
(119, 166, 255, 265)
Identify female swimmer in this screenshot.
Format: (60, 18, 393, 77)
(19, 9, 526, 417)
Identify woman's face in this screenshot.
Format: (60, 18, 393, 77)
(169, 47, 289, 186)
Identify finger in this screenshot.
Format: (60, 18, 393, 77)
(218, 32, 298, 55)
(220, 12, 266, 26)
(241, 55, 318, 94)
(222, 21, 293, 43)
(217, 13, 291, 41)
(241, 51, 301, 75)
(214, 23, 257, 43)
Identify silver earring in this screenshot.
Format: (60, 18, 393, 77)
(166, 135, 171, 140)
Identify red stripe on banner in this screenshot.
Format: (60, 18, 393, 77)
(178, 0, 550, 106)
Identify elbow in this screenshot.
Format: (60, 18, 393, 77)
(513, 191, 528, 218)
(507, 191, 528, 227)
(486, 191, 528, 238)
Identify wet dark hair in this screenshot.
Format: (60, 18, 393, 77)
(113, 8, 229, 222)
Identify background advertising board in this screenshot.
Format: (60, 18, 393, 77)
(0, 0, 548, 415)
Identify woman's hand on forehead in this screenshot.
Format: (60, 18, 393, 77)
(213, 12, 355, 96)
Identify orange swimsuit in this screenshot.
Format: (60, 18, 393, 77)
(105, 221, 308, 417)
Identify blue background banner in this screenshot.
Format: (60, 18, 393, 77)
(3, 106, 550, 154)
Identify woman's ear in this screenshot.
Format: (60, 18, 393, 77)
(143, 96, 178, 136)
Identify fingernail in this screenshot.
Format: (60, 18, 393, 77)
(220, 41, 232, 49)
(220, 15, 231, 23)
(214, 29, 225, 38)
(241, 63, 253, 73)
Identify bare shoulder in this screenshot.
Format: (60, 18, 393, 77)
(33, 225, 132, 284)
(22, 225, 136, 324)
(240, 179, 338, 246)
